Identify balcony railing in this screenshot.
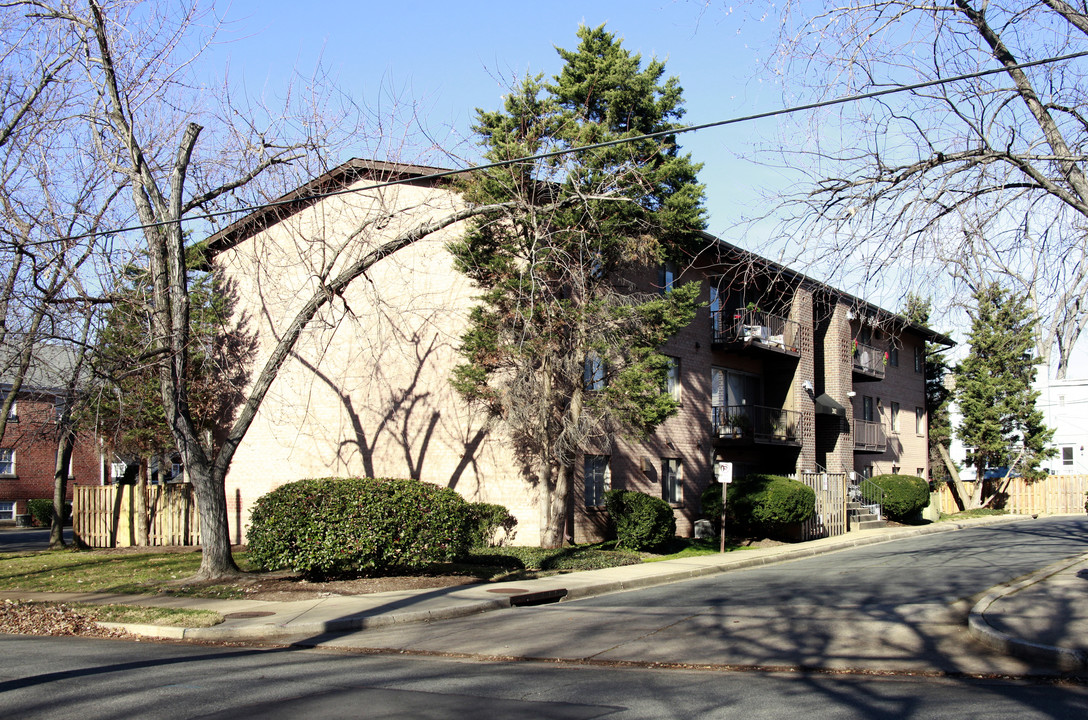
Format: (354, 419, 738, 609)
(712, 309, 800, 356)
(712, 404, 802, 445)
(853, 418, 887, 452)
(852, 340, 886, 379)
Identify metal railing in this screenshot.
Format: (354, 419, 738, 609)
(853, 418, 887, 452)
(852, 340, 886, 378)
(848, 477, 886, 521)
(712, 404, 802, 444)
(712, 309, 800, 355)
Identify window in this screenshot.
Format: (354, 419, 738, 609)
(915, 407, 925, 435)
(862, 396, 874, 422)
(664, 356, 681, 402)
(54, 396, 66, 422)
(0, 448, 14, 475)
(889, 346, 899, 367)
(584, 352, 605, 391)
(1063, 446, 1074, 467)
(5, 401, 16, 423)
(917, 467, 926, 478)
(890, 402, 900, 433)
(0, 501, 14, 521)
(914, 346, 924, 373)
(891, 465, 900, 475)
(662, 458, 682, 504)
(584, 455, 610, 507)
(711, 367, 761, 430)
(658, 261, 677, 294)
(859, 325, 872, 344)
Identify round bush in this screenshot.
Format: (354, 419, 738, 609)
(700, 482, 724, 523)
(247, 477, 472, 578)
(866, 474, 930, 521)
(728, 474, 815, 533)
(464, 502, 517, 547)
(604, 488, 676, 551)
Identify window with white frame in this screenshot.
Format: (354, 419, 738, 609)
(915, 407, 925, 435)
(584, 352, 605, 391)
(0, 448, 14, 475)
(664, 356, 680, 402)
(1063, 446, 1074, 466)
(5, 401, 16, 422)
(0, 501, 14, 520)
(584, 455, 610, 508)
(662, 458, 682, 504)
(891, 402, 900, 433)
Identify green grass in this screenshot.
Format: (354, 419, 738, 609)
(80, 604, 223, 627)
(938, 508, 1007, 521)
(0, 548, 256, 598)
(642, 537, 742, 561)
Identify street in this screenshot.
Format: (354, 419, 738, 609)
(2, 517, 1088, 718)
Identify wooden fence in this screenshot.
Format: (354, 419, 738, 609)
(934, 474, 1088, 516)
(73, 483, 200, 548)
(793, 472, 848, 540)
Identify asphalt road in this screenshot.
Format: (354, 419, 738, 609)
(1, 634, 1086, 719)
(3, 517, 1088, 719)
(0, 527, 73, 552)
(309, 516, 1088, 677)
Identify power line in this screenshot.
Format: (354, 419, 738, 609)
(57, 49, 1088, 244)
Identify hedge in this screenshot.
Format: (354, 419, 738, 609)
(866, 474, 930, 521)
(728, 474, 815, 533)
(27, 499, 68, 526)
(604, 488, 676, 551)
(464, 502, 518, 547)
(247, 477, 474, 578)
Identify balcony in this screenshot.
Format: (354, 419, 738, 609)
(853, 418, 887, 452)
(852, 340, 886, 381)
(712, 309, 800, 357)
(712, 404, 803, 446)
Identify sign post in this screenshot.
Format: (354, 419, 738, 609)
(716, 461, 732, 553)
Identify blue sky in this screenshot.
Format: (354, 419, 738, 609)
(206, 0, 795, 243)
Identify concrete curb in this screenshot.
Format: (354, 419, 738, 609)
(104, 514, 1031, 642)
(968, 555, 1088, 672)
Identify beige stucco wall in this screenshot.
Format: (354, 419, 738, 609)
(214, 179, 538, 544)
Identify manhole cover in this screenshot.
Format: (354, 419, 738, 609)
(486, 588, 528, 594)
(223, 611, 276, 619)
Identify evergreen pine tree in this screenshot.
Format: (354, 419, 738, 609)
(449, 25, 707, 546)
(954, 284, 1054, 484)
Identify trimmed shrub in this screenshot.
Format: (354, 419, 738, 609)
(700, 482, 724, 525)
(867, 474, 930, 521)
(604, 488, 676, 551)
(464, 502, 517, 547)
(728, 474, 815, 534)
(247, 477, 472, 578)
(27, 499, 66, 527)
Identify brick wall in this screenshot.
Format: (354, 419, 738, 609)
(1, 395, 99, 517)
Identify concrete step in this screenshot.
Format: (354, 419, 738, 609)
(854, 519, 886, 530)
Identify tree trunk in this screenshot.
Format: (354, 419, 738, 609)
(188, 460, 239, 579)
(136, 458, 149, 546)
(49, 426, 75, 549)
(938, 444, 978, 510)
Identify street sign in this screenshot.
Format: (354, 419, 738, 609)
(716, 461, 733, 484)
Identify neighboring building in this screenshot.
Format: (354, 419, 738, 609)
(0, 346, 101, 522)
(1038, 366, 1088, 475)
(206, 159, 951, 545)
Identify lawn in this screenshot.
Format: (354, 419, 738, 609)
(0, 538, 739, 598)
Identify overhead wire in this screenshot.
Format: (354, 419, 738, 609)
(51, 48, 1088, 244)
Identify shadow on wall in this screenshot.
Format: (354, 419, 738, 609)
(291, 329, 488, 491)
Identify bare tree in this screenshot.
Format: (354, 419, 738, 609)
(762, 0, 1088, 377)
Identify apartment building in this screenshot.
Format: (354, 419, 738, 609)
(0, 346, 100, 522)
(207, 159, 952, 545)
